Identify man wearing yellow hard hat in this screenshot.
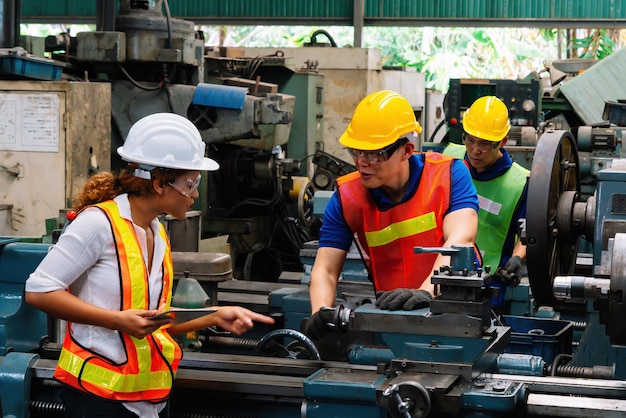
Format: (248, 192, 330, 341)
(443, 96, 530, 309)
(304, 90, 480, 340)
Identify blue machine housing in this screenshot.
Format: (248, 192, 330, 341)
(0, 238, 50, 355)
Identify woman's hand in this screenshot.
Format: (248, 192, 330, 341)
(114, 309, 173, 339)
(212, 306, 275, 335)
(25, 290, 174, 338)
(167, 305, 275, 336)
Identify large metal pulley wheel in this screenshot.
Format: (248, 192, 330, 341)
(526, 130, 581, 305)
(255, 329, 321, 360)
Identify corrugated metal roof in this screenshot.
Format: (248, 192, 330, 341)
(559, 48, 626, 125)
(361, 0, 626, 26)
(21, 0, 626, 26)
(178, 0, 352, 19)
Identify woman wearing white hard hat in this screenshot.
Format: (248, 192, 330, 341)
(25, 113, 274, 418)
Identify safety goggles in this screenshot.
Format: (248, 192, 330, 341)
(167, 174, 201, 196)
(347, 139, 407, 163)
(462, 133, 500, 152)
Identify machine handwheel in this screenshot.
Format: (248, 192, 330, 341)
(256, 329, 321, 360)
(377, 381, 431, 418)
(297, 180, 315, 227)
(526, 130, 581, 305)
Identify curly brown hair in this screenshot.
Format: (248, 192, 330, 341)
(72, 164, 184, 212)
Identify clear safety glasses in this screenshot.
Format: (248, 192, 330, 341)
(167, 174, 201, 197)
(462, 133, 500, 152)
(347, 139, 406, 163)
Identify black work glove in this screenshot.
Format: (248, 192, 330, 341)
(495, 255, 523, 287)
(375, 289, 432, 311)
(303, 308, 335, 340)
(505, 256, 523, 277)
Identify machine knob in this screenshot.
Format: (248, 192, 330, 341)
(522, 99, 536, 112)
(313, 169, 332, 189)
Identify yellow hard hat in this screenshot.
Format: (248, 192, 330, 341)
(339, 90, 422, 150)
(462, 96, 510, 142)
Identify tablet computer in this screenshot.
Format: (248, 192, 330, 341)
(149, 307, 217, 324)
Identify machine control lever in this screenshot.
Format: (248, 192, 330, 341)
(383, 384, 413, 418)
(319, 305, 351, 331)
(414, 244, 477, 273)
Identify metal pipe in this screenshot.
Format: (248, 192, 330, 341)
(527, 393, 626, 417)
(96, 0, 116, 31)
(484, 372, 626, 398)
(0, 0, 20, 48)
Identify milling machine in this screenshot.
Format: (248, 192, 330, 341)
(1, 0, 316, 280)
(3, 130, 626, 417)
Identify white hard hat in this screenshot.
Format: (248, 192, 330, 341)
(117, 113, 219, 171)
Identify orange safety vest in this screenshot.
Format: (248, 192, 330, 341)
(54, 200, 182, 402)
(338, 153, 452, 290)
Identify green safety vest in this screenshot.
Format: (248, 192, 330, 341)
(443, 143, 529, 270)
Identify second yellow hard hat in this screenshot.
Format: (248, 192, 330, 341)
(462, 96, 510, 142)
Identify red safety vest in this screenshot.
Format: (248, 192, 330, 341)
(54, 200, 182, 402)
(338, 153, 452, 290)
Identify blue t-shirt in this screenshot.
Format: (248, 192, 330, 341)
(319, 153, 479, 251)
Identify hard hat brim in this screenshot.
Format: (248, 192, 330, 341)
(339, 127, 421, 150)
(117, 146, 220, 171)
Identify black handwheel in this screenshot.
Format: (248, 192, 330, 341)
(255, 329, 321, 360)
(297, 179, 315, 227)
(526, 130, 581, 306)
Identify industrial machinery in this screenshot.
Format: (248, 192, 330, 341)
(182, 128, 626, 417)
(424, 55, 626, 318)
(2, 129, 626, 417)
(434, 53, 626, 200)
(443, 77, 542, 147)
(5, 1, 626, 417)
(0, 0, 322, 280)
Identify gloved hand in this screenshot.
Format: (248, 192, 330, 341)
(375, 288, 432, 311)
(505, 256, 523, 277)
(495, 255, 523, 286)
(303, 308, 336, 340)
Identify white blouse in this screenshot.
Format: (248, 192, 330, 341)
(25, 193, 168, 417)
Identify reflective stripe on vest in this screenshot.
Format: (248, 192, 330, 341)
(478, 195, 502, 215)
(365, 212, 437, 247)
(54, 200, 182, 402)
(338, 153, 452, 290)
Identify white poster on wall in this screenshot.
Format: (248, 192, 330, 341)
(0, 93, 60, 152)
